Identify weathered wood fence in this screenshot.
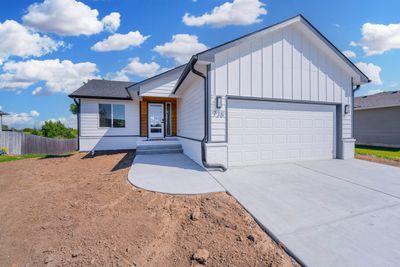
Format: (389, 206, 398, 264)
(0, 131, 77, 155)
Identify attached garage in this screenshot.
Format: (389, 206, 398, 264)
(227, 99, 336, 166)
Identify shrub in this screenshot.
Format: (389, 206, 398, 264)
(0, 147, 7, 156)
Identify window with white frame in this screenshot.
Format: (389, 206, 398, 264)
(99, 104, 125, 128)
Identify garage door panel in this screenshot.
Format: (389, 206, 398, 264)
(228, 100, 336, 166)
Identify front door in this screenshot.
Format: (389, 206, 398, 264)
(148, 103, 164, 138)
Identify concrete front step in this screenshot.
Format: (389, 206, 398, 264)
(137, 148, 183, 155)
(136, 141, 183, 155)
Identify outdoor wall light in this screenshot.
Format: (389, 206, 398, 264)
(344, 104, 350, 114)
(216, 96, 222, 109)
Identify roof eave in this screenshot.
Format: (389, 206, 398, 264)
(68, 95, 133, 101)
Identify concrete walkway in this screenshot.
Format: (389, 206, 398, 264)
(128, 153, 225, 194)
(210, 159, 400, 267)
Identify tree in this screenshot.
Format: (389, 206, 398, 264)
(70, 103, 78, 115)
(41, 120, 76, 139)
(1, 124, 8, 131)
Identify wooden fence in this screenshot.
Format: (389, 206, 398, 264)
(0, 131, 77, 155)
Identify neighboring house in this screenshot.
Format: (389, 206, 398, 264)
(354, 91, 400, 148)
(69, 15, 369, 170)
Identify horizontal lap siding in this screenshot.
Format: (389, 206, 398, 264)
(354, 107, 400, 146)
(139, 74, 180, 97)
(177, 78, 204, 141)
(80, 99, 139, 137)
(210, 24, 352, 142)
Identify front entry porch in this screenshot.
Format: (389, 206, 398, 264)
(140, 96, 177, 139)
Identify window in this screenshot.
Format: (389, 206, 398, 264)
(113, 104, 125, 128)
(99, 104, 125, 128)
(99, 104, 112, 127)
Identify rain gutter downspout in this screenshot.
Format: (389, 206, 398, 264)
(73, 98, 80, 151)
(189, 58, 227, 172)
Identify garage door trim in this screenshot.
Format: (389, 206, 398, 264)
(226, 96, 341, 166)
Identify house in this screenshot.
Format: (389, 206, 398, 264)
(354, 91, 400, 147)
(69, 15, 369, 170)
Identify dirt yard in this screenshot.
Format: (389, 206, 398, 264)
(356, 154, 400, 167)
(0, 151, 298, 267)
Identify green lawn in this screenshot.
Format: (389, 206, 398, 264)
(0, 154, 47, 163)
(0, 153, 74, 163)
(355, 145, 400, 160)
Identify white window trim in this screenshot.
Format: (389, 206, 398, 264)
(166, 102, 172, 136)
(98, 103, 126, 129)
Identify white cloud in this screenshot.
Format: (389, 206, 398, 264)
(0, 20, 62, 64)
(3, 110, 40, 129)
(0, 59, 99, 95)
(41, 115, 77, 129)
(0, 105, 2, 111)
(153, 34, 207, 64)
(102, 12, 120, 32)
(30, 110, 40, 117)
(183, 0, 267, 27)
(367, 89, 383, 96)
(342, 50, 356, 58)
(355, 62, 382, 85)
(113, 57, 162, 79)
(22, 0, 120, 36)
(91, 31, 149, 52)
(352, 22, 400, 56)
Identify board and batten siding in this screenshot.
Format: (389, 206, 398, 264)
(209, 24, 352, 143)
(79, 98, 141, 151)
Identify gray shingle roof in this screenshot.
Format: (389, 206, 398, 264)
(355, 90, 400, 109)
(69, 79, 134, 99)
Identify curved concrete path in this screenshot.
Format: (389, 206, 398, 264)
(128, 153, 225, 195)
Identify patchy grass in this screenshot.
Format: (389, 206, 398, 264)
(355, 145, 400, 160)
(0, 153, 74, 163)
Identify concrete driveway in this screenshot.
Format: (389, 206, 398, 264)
(211, 159, 400, 267)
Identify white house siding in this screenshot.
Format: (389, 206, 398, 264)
(138, 70, 182, 98)
(176, 73, 205, 165)
(79, 98, 142, 151)
(208, 24, 354, 165)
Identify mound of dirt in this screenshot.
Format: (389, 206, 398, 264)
(0, 151, 298, 267)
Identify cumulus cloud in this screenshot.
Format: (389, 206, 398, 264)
(352, 22, 400, 56)
(111, 57, 162, 79)
(22, 0, 120, 36)
(3, 110, 40, 129)
(91, 31, 149, 52)
(102, 12, 120, 32)
(0, 20, 62, 64)
(342, 50, 356, 58)
(153, 34, 207, 64)
(355, 62, 382, 85)
(0, 59, 99, 95)
(183, 0, 267, 27)
(367, 89, 383, 96)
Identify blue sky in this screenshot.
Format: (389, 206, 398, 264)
(1, 0, 399, 129)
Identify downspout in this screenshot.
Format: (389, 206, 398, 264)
(189, 59, 227, 172)
(73, 98, 80, 151)
(351, 78, 361, 139)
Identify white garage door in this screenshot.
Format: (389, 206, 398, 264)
(228, 99, 336, 166)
